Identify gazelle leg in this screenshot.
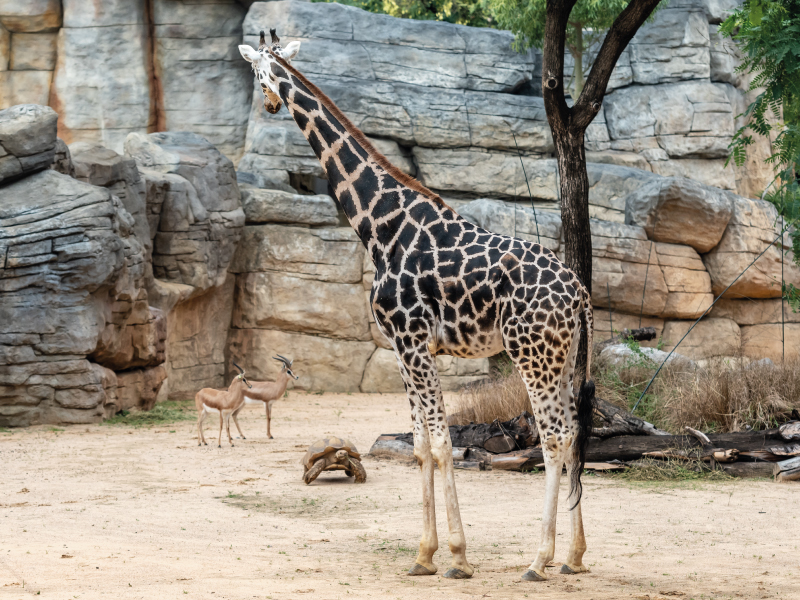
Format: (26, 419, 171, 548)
(225, 412, 234, 447)
(217, 412, 223, 448)
(197, 410, 207, 446)
(397, 343, 472, 579)
(267, 401, 274, 439)
(232, 407, 246, 440)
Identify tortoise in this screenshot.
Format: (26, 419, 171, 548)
(301, 436, 367, 484)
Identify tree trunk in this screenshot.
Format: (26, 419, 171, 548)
(555, 129, 593, 366)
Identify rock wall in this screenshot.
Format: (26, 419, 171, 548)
(1, 0, 252, 159)
(2, 0, 798, 425)
(0, 104, 242, 425)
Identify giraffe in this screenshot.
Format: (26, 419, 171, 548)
(239, 30, 596, 582)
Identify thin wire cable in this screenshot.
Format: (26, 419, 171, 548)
(607, 282, 613, 336)
(632, 226, 790, 414)
(639, 241, 654, 329)
(512, 132, 541, 245)
(782, 214, 785, 364)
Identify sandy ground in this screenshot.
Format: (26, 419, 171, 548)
(1, 391, 798, 600)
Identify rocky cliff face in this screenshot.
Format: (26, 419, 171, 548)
(1, 0, 798, 425)
(0, 106, 243, 426)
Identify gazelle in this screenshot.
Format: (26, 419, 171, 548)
(195, 362, 253, 447)
(235, 355, 299, 439)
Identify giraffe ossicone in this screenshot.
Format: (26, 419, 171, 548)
(238, 32, 596, 582)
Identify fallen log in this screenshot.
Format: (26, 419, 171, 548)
(779, 421, 800, 441)
(592, 397, 670, 438)
(390, 412, 538, 453)
(774, 456, 800, 482)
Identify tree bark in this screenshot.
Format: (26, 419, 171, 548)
(542, 0, 664, 368)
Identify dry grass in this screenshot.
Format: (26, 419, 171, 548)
(451, 348, 800, 433)
(613, 458, 733, 482)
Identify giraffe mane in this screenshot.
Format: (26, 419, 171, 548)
(271, 52, 451, 209)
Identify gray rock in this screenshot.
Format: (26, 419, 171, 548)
(628, 5, 710, 84)
(151, 0, 251, 160)
(230, 225, 363, 284)
(125, 131, 245, 293)
(241, 188, 339, 226)
(70, 142, 151, 258)
(457, 198, 561, 252)
(243, 1, 536, 93)
(0, 0, 61, 32)
(624, 176, 733, 252)
(0, 70, 52, 109)
(236, 170, 296, 193)
(709, 24, 741, 86)
(598, 343, 696, 370)
(49, 138, 75, 177)
(604, 81, 735, 159)
(703, 197, 800, 298)
(0, 104, 57, 185)
(0, 169, 148, 426)
(9, 32, 57, 70)
(232, 271, 371, 341)
(649, 157, 736, 190)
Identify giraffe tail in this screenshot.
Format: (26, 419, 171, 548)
(569, 287, 596, 510)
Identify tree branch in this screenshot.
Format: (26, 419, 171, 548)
(572, 0, 662, 129)
(542, 0, 578, 132)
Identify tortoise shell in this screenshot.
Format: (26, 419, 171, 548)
(302, 436, 361, 469)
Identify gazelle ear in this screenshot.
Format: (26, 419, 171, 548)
(239, 44, 260, 63)
(282, 41, 301, 61)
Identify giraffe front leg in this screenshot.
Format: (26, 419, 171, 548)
(409, 404, 439, 576)
(406, 352, 472, 579)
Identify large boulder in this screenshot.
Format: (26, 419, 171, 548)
(591, 220, 669, 316)
(126, 131, 245, 294)
(627, 3, 710, 85)
(230, 225, 364, 284)
(703, 197, 800, 298)
(51, 0, 151, 152)
(243, 1, 536, 94)
(604, 81, 734, 160)
(241, 188, 339, 226)
(661, 318, 741, 360)
(227, 328, 375, 392)
(70, 142, 151, 257)
(0, 104, 58, 184)
(232, 272, 371, 341)
(359, 348, 489, 393)
(0, 0, 61, 32)
(151, 0, 251, 159)
(0, 169, 147, 425)
(457, 199, 562, 252)
(655, 242, 713, 319)
(624, 176, 733, 253)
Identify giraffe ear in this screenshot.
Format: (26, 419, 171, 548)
(282, 41, 301, 61)
(239, 44, 260, 63)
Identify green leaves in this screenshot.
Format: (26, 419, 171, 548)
(312, 0, 495, 27)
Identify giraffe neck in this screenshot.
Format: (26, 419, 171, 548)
(269, 56, 452, 262)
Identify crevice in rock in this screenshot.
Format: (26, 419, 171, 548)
(144, 0, 165, 133)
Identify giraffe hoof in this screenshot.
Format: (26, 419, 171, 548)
(560, 564, 588, 574)
(407, 563, 437, 576)
(521, 569, 547, 582)
(443, 568, 472, 579)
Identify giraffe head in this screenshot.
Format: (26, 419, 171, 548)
(239, 29, 301, 114)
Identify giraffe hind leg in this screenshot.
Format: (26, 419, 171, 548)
(502, 309, 580, 581)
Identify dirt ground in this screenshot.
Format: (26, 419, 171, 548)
(1, 391, 798, 600)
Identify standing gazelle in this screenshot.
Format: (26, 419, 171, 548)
(236, 355, 299, 439)
(195, 362, 253, 448)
